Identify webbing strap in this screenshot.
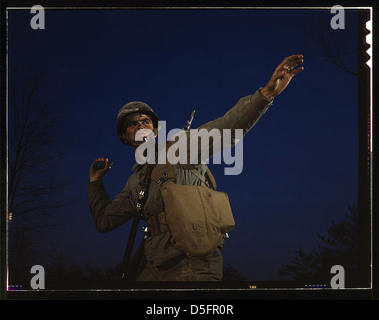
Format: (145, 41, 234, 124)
(188, 167, 206, 186)
(152, 162, 216, 190)
(167, 161, 175, 180)
(136, 164, 154, 211)
(121, 163, 153, 280)
(149, 141, 217, 189)
(150, 167, 165, 184)
(205, 168, 217, 190)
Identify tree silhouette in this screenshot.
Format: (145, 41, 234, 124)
(300, 9, 371, 287)
(7, 69, 74, 284)
(300, 10, 358, 76)
(13, 256, 249, 289)
(222, 263, 248, 281)
(278, 204, 359, 287)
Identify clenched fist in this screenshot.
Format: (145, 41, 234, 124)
(89, 157, 110, 182)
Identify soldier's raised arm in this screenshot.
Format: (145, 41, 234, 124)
(188, 55, 304, 162)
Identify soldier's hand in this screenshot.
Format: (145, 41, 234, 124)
(260, 54, 304, 101)
(89, 157, 110, 182)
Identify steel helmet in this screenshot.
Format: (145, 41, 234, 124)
(117, 101, 159, 145)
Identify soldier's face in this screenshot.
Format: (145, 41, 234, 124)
(125, 113, 155, 142)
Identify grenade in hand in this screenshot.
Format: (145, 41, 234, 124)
(93, 160, 114, 170)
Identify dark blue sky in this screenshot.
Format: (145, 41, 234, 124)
(7, 8, 359, 281)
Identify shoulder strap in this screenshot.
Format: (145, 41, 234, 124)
(166, 161, 175, 181)
(165, 162, 217, 190)
(150, 140, 217, 190)
(205, 168, 217, 190)
(189, 167, 217, 190)
(136, 164, 154, 211)
(121, 164, 154, 280)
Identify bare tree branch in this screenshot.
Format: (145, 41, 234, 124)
(8, 68, 76, 282)
(300, 10, 358, 76)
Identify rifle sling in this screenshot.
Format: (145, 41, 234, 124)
(121, 164, 154, 280)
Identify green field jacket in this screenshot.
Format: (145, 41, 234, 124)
(87, 89, 273, 267)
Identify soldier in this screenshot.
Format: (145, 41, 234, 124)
(87, 55, 304, 281)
